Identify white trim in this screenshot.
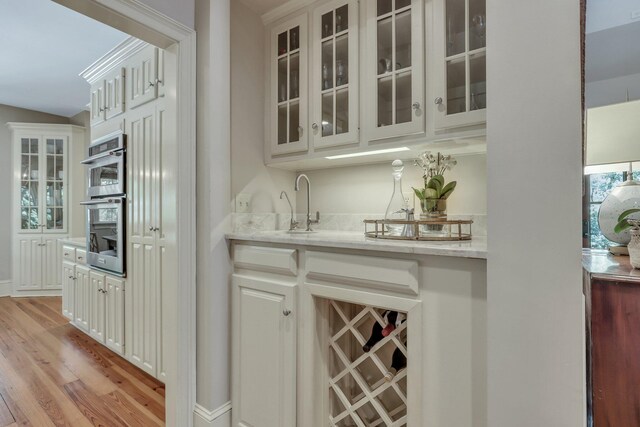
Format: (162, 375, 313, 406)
(193, 402, 232, 426)
(262, 0, 314, 25)
(0, 281, 11, 297)
(11, 290, 63, 298)
(53, 1, 197, 426)
(80, 37, 148, 83)
(6, 123, 85, 132)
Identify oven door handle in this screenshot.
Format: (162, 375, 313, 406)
(80, 147, 126, 165)
(80, 198, 124, 205)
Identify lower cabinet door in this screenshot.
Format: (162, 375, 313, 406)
(74, 265, 91, 332)
(15, 237, 43, 290)
(232, 274, 297, 427)
(62, 261, 75, 320)
(42, 238, 62, 289)
(105, 276, 125, 355)
(88, 271, 106, 343)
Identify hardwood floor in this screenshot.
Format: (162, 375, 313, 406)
(0, 297, 165, 427)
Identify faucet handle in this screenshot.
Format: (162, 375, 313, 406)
(310, 211, 320, 224)
(290, 219, 300, 231)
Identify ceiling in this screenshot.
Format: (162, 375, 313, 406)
(0, 0, 129, 117)
(239, 0, 291, 16)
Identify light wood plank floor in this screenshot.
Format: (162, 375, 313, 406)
(0, 297, 165, 427)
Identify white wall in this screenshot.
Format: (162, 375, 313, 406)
(69, 110, 90, 237)
(487, 0, 584, 426)
(0, 104, 71, 282)
(297, 154, 487, 215)
(231, 1, 296, 215)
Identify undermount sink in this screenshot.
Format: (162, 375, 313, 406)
(285, 230, 318, 234)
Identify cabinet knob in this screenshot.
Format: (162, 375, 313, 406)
(412, 102, 421, 110)
(77, 257, 83, 260)
(148, 81, 155, 87)
(149, 226, 154, 231)
(283, 309, 292, 317)
(312, 123, 318, 131)
(434, 97, 443, 105)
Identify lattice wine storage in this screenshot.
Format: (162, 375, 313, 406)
(324, 298, 409, 427)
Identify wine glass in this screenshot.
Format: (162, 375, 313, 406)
(471, 14, 486, 47)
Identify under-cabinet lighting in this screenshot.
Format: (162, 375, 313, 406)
(325, 147, 410, 160)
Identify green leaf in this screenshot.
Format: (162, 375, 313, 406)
(617, 208, 640, 222)
(424, 188, 438, 199)
(431, 175, 445, 188)
(441, 181, 457, 199)
(412, 187, 425, 200)
(614, 219, 632, 234)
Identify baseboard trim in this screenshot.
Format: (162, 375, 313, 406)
(0, 280, 11, 297)
(11, 289, 62, 298)
(194, 402, 231, 427)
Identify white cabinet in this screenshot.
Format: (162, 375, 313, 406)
(232, 274, 297, 427)
(128, 45, 159, 109)
(105, 275, 126, 355)
(105, 67, 126, 120)
(432, 0, 486, 129)
(89, 271, 106, 343)
(310, 0, 359, 149)
(270, 15, 309, 156)
(365, 0, 425, 141)
(126, 100, 167, 379)
(9, 124, 84, 294)
(90, 81, 106, 126)
(74, 264, 91, 332)
(62, 260, 75, 320)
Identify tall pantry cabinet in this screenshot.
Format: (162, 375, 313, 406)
(79, 36, 167, 381)
(9, 123, 85, 295)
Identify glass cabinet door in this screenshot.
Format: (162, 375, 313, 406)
(434, 0, 486, 129)
(19, 137, 41, 231)
(271, 15, 308, 155)
(367, 0, 424, 141)
(311, 0, 359, 149)
(44, 137, 66, 231)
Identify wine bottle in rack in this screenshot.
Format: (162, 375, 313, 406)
(363, 311, 400, 352)
(384, 344, 407, 382)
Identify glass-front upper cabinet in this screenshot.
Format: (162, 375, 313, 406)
(433, 0, 486, 129)
(18, 136, 67, 232)
(366, 0, 425, 141)
(311, 0, 359, 149)
(270, 15, 309, 155)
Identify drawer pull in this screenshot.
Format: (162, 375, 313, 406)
(283, 309, 292, 317)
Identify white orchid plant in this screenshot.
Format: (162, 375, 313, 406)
(412, 152, 457, 212)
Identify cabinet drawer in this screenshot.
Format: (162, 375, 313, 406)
(306, 251, 419, 296)
(233, 245, 298, 276)
(75, 249, 87, 264)
(62, 246, 76, 262)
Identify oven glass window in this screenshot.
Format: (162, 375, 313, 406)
(88, 207, 119, 257)
(90, 162, 119, 187)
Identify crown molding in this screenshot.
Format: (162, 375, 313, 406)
(193, 402, 231, 423)
(6, 123, 85, 132)
(262, 0, 314, 25)
(79, 36, 148, 83)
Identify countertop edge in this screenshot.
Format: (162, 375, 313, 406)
(225, 233, 488, 260)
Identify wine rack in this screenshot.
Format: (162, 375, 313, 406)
(326, 299, 408, 427)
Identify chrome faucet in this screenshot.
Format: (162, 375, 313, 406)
(280, 191, 299, 231)
(294, 174, 320, 231)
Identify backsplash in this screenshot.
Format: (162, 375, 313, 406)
(232, 213, 487, 236)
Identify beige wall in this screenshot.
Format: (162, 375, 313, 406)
(230, 1, 296, 214)
(0, 104, 71, 282)
(296, 154, 487, 215)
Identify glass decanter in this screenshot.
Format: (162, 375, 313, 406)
(384, 159, 408, 236)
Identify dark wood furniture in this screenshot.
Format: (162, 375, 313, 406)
(584, 250, 640, 427)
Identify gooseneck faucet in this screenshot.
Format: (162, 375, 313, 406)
(280, 191, 299, 231)
(295, 174, 320, 231)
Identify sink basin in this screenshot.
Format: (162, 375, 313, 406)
(285, 230, 318, 234)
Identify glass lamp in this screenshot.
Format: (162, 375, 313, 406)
(586, 99, 640, 252)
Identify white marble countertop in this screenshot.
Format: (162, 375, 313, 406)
(226, 231, 487, 259)
(59, 237, 86, 247)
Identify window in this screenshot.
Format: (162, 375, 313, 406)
(584, 170, 640, 249)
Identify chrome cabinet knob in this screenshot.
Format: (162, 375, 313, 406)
(312, 123, 318, 130)
(148, 81, 155, 87)
(412, 102, 421, 110)
(283, 309, 292, 316)
(149, 226, 154, 231)
(434, 97, 443, 105)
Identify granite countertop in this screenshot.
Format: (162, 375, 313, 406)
(59, 237, 86, 247)
(582, 249, 640, 280)
(226, 230, 487, 259)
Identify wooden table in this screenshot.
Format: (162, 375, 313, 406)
(583, 249, 640, 427)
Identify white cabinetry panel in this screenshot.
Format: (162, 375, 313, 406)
(89, 271, 106, 343)
(128, 46, 158, 109)
(105, 276, 125, 355)
(232, 275, 297, 427)
(105, 67, 126, 120)
(17, 237, 43, 290)
(74, 265, 91, 332)
(62, 261, 75, 320)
